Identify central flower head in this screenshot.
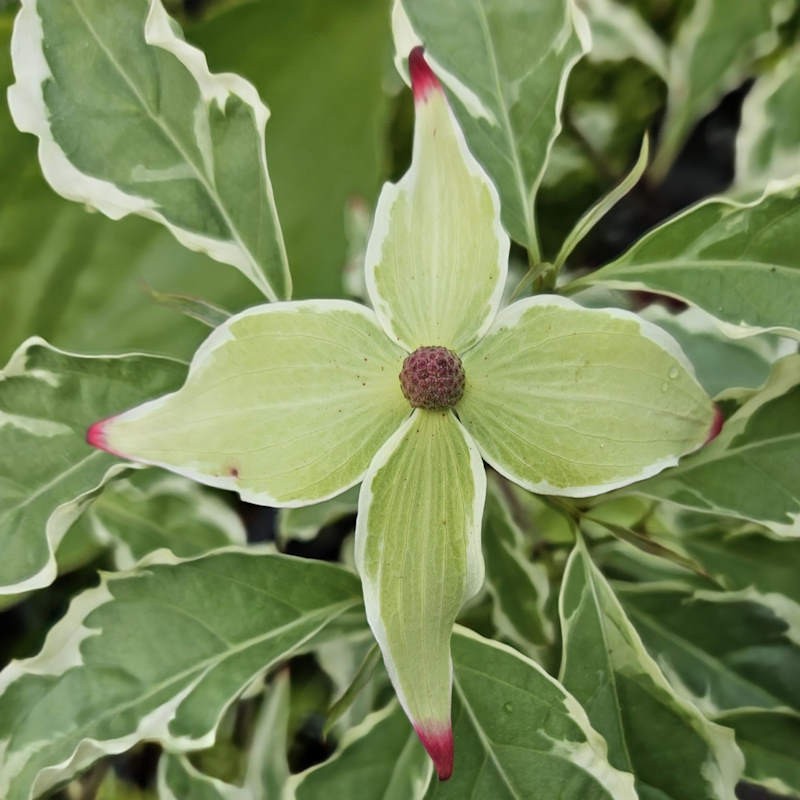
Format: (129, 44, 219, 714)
(400, 346, 465, 410)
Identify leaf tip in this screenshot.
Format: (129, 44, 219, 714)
(704, 405, 724, 444)
(414, 721, 454, 780)
(408, 46, 441, 103)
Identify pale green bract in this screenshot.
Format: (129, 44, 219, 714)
(87, 49, 714, 779)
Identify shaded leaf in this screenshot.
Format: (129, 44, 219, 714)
(651, 0, 790, 179)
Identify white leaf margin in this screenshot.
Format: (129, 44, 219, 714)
(0, 336, 185, 595)
(158, 752, 249, 800)
(391, 0, 592, 258)
(635, 353, 800, 536)
(469, 294, 709, 499)
(582, 178, 800, 341)
(558, 542, 745, 799)
(452, 626, 640, 800)
(7, 0, 290, 300)
(0, 545, 358, 800)
(284, 701, 433, 799)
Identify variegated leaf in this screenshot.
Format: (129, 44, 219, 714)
(0, 338, 184, 594)
(580, 183, 800, 339)
(560, 540, 743, 799)
(393, 0, 590, 259)
(636, 355, 800, 536)
(424, 628, 638, 799)
(0, 549, 361, 800)
(9, 0, 290, 299)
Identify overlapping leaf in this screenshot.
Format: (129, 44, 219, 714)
(737, 45, 800, 188)
(394, 0, 590, 258)
(617, 582, 800, 715)
(287, 702, 431, 800)
(424, 628, 638, 799)
(583, 184, 800, 339)
(9, 0, 290, 299)
(715, 708, 800, 797)
(560, 541, 743, 799)
(482, 484, 553, 654)
(636, 355, 800, 536)
(158, 753, 246, 800)
(651, 0, 791, 179)
(0, 550, 361, 800)
(0, 338, 184, 594)
(72, 470, 247, 567)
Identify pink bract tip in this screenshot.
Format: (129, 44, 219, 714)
(414, 723, 454, 781)
(705, 405, 724, 445)
(408, 46, 441, 103)
(86, 417, 125, 459)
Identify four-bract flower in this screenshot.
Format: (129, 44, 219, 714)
(87, 49, 714, 780)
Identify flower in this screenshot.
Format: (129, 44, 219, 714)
(87, 48, 715, 780)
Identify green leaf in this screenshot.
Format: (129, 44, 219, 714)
(9, 0, 290, 299)
(577, 0, 668, 79)
(424, 627, 638, 799)
(158, 753, 245, 800)
(642, 305, 788, 400)
(554, 135, 650, 270)
(560, 540, 743, 799)
(0, 338, 184, 594)
(244, 671, 291, 800)
(458, 295, 714, 496)
(93, 301, 408, 506)
(395, 0, 589, 260)
(482, 484, 553, 653)
(636, 355, 800, 536)
(366, 48, 508, 353)
(715, 708, 800, 797)
(650, 0, 790, 180)
(277, 486, 359, 545)
(75, 470, 246, 567)
(616, 582, 800, 715)
(0, 549, 361, 800)
(287, 702, 432, 800)
(581, 183, 800, 339)
(144, 287, 232, 329)
(737, 45, 800, 188)
(355, 411, 486, 779)
(189, 0, 393, 301)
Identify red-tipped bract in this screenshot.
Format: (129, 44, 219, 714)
(705, 405, 724, 444)
(414, 723, 454, 781)
(86, 417, 126, 459)
(408, 46, 441, 103)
